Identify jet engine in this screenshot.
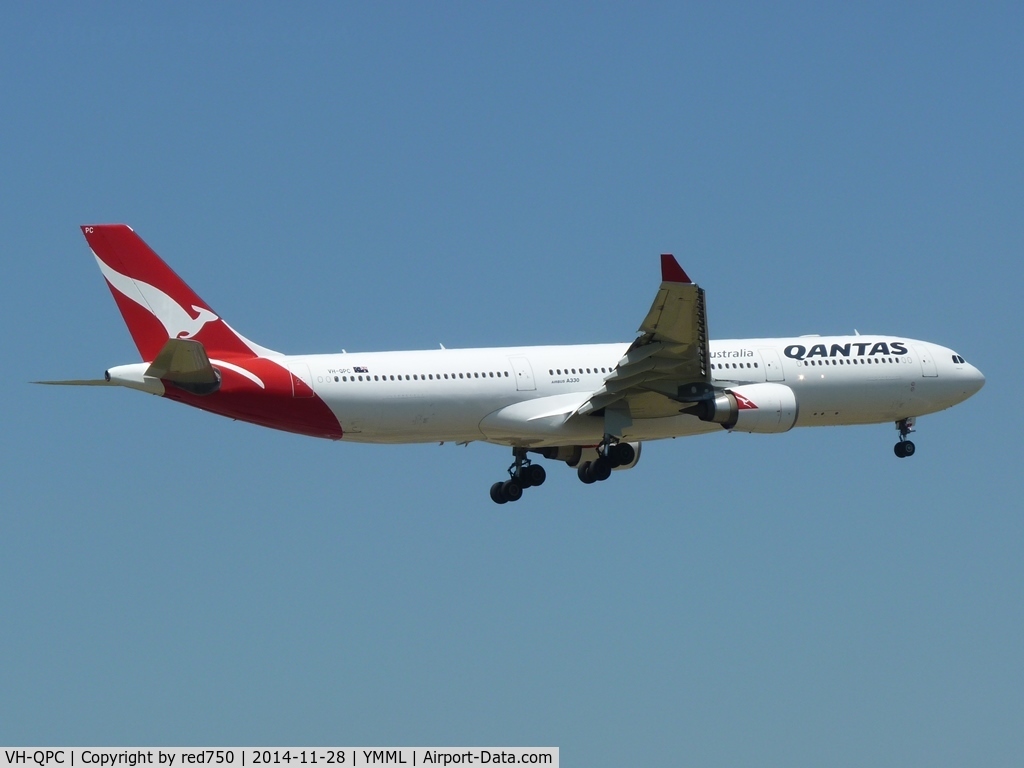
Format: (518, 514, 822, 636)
(694, 382, 798, 433)
(610, 441, 642, 470)
(535, 441, 642, 470)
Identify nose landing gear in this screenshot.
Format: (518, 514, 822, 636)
(490, 448, 546, 504)
(894, 417, 916, 458)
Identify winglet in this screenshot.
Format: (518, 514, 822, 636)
(660, 254, 691, 284)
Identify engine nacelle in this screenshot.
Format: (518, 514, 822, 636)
(694, 382, 798, 433)
(535, 441, 643, 470)
(610, 441, 642, 471)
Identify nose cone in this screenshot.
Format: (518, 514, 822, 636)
(965, 364, 986, 396)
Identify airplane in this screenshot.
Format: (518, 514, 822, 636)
(39, 225, 985, 504)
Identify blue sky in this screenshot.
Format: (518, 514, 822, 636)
(1, 3, 1021, 764)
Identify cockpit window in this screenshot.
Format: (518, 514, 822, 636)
(952, 354, 966, 364)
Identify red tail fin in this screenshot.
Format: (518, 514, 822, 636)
(82, 225, 267, 361)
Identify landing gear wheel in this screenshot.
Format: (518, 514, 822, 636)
(495, 448, 549, 501)
(578, 461, 597, 484)
(501, 479, 523, 502)
(591, 456, 613, 482)
(611, 443, 635, 466)
(894, 418, 916, 459)
(490, 482, 508, 504)
(524, 464, 546, 487)
(894, 440, 916, 458)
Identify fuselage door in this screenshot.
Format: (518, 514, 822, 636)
(914, 345, 938, 377)
(287, 362, 315, 397)
(759, 348, 785, 381)
(508, 356, 536, 391)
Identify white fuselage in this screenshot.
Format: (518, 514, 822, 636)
(281, 335, 984, 446)
(66, 226, 987, 502)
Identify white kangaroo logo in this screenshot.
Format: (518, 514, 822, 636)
(94, 255, 220, 340)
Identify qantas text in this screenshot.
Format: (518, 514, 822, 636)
(783, 341, 908, 361)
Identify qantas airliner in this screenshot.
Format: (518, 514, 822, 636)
(40, 225, 985, 503)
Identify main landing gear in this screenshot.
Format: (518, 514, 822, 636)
(577, 437, 635, 485)
(894, 417, 916, 458)
(490, 448, 546, 504)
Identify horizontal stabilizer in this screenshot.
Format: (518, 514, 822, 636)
(32, 379, 113, 386)
(145, 338, 221, 394)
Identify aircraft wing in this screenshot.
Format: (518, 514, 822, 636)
(576, 254, 711, 423)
